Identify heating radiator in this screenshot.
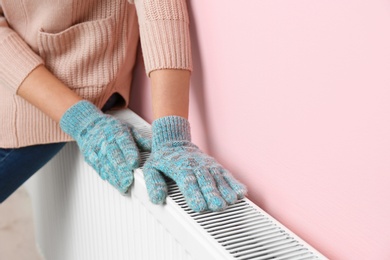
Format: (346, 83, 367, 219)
(25, 109, 327, 260)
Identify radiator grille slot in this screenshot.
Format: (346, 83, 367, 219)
(167, 181, 320, 260)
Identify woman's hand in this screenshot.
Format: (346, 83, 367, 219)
(143, 116, 247, 212)
(60, 100, 151, 193)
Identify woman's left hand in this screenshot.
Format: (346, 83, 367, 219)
(142, 116, 247, 212)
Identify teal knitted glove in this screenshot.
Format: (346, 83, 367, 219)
(60, 100, 151, 193)
(143, 116, 247, 212)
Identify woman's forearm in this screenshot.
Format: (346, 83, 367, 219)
(18, 66, 191, 123)
(150, 69, 190, 120)
(17, 65, 82, 122)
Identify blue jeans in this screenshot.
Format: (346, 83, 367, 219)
(0, 142, 66, 203)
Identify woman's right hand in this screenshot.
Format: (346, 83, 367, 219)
(60, 100, 150, 193)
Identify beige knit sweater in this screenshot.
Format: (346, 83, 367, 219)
(0, 0, 192, 148)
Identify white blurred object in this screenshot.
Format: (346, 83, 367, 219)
(0, 187, 43, 260)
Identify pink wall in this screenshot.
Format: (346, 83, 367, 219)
(130, 1, 390, 259)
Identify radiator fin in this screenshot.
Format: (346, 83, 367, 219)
(27, 144, 193, 260)
(167, 181, 320, 260)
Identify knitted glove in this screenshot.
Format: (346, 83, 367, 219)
(143, 116, 247, 212)
(60, 100, 151, 193)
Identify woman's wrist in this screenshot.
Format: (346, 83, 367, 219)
(150, 69, 190, 120)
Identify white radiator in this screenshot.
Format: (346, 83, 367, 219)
(25, 109, 327, 260)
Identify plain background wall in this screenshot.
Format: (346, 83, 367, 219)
(129, 1, 390, 259)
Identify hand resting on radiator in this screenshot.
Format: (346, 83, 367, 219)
(143, 115, 247, 212)
(60, 100, 151, 193)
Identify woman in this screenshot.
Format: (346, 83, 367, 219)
(0, 0, 247, 212)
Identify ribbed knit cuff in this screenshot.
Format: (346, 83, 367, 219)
(0, 33, 44, 93)
(60, 100, 102, 138)
(135, 0, 193, 76)
(152, 116, 191, 150)
(140, 19, 193, 76)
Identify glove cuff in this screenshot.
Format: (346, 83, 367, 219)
(152, 116, 191, 150)
(60, 100, 102, 138)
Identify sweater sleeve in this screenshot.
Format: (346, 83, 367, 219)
(0, 4, 44, 94)
(129, 0, 193, 76)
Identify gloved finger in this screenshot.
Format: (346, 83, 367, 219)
(115, 130, 140, 169)
(209, 167, 237, 205)
(194, 169, 227, 212)
(80, 145, 107, 180)
(220, 168, 247, 200)
(176, 171, 208, 212)
(102, 151, 134, 193)
(100, 152, 120, 188)
(130, 127, 152, 152)
(143, 164, 168, 204)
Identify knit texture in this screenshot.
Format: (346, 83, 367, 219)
(143, 116, 247, 212)
(0, 0, 192, 148)
(60, 100, 151, 193)
(133, 0, 193, 76)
